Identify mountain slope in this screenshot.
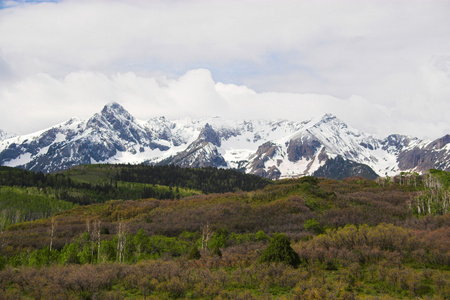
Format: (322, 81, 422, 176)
(312, 156, 379, 180)
(0, 129, 15, 141)
(244, 114, 431, 179)
(158, 124, 227, 168)
(0, 102, 448, 179)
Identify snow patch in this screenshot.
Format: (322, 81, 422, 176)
(4, 152, 32, 167)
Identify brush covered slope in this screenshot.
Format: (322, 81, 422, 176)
(0, 164, 270, 228)
(1, 102, 450, 179)
(0, 171, 449, 299)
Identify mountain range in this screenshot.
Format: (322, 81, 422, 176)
(1, 102, 449, 179)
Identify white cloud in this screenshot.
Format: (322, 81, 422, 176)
(0, 0, 449, 139)
(2, 68, 449, 140)
(2, 0, 448, 81)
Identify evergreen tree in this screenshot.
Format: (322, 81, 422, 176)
(187, 246, 201, 260)
(258, 233, 300, 268)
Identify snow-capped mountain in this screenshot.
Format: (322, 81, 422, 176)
(0, 102, 448, 179)
(0, 129, 15, 141)
(244, 114, 424, 179)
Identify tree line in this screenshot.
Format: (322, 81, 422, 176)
(116, 164, 271, 193)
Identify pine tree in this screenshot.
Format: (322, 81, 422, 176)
(258, 233, 300, 268)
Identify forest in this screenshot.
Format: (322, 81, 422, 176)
(0, 165, 270, 228)
(0, 165, 449, 299)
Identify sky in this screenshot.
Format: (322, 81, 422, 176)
(0, 0, 449, 139)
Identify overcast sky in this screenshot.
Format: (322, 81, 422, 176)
(0, 0, 449, 139)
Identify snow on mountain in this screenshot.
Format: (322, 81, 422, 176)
(0, 102, 447, 179)
(0, 129, 15, 142)
(243, 114, 430, 179)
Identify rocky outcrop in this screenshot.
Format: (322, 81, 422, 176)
(313, 156, 379, 180)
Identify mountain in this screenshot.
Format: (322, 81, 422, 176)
(0, 102, 448, 179)
(312, 156, 379, 180)
(0, 129, 15, 141)
(158, 124, 227, 168)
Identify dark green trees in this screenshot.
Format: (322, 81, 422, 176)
(187, 246, 201, 260)
(259, 233, 300, 268)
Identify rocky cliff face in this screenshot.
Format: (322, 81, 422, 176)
(397, 135, 450, 172)
(158, 123, 227, 168)
(1, 102, 449, 179)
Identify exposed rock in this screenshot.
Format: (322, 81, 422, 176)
(287, 136, 321, 162)
(1, 102, 450, 179)
(313, 156, 379, 180)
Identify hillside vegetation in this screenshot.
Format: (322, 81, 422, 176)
(0, 166, 449, 299)
(0, 165, 270, 228)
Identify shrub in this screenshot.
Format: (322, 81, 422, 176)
(255, 230, 269, 242)
(188, 246, 201, 260)
(304, 218, 324, 235)
(211, 247, 222, 257)
(259, 233, 300, 268)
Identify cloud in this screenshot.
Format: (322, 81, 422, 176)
(0, 0, 449, 139)
(2, 68, 449, 140)
(2, 1, 449, 84)
(0, 69, 230, 134)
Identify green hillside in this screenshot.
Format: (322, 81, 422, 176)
(63, 164, 271, 193)
(0, 171, 449, 299)
(0, 165, 270, 228)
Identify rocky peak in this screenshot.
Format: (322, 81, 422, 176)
(197, 123, 221, 147)
(146, 116, 174, 141)
(64, 117, 81, 126)
(384, 134, 406, 144)
(87, 102, 135, 131)
(310, 113, 340, 126)
(315, 113, 348, 130)
(2, 101, 450, 179)
(320, 113, 338, 123)
(428, 134, 450, 149)
(382, 134, 411, 151)
(101, 102, 134, 122)
(102, 101, 128, 114)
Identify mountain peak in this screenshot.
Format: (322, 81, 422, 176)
(313, 113, 349, 130)
(86, 102, 135, 132)
(101, 102, 134, 121)
(429, 134, 450, 149)
(101, 102, 128, 115)
(297, 113, 346, 133)
(321, 113, 337, 121)
(198, 123, 221, 147)
(303, 113, 339, 127)
(1, 101, 448, 179)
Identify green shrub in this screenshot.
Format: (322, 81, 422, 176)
(259, 233, 300, 268)
(304, 218, 324, 235)
(188, 246, 201, 260)
(255, 230, 269, 242)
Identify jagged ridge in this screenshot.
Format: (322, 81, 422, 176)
(0, 102, 448, 179)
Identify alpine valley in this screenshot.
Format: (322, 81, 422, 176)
(1, 102, 450, 179)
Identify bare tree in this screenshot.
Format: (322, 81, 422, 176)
(201, 223, 213, 250)
(117, 221, 128, 262)
(94, 219, 102, 262)
(50, 217, 57, 252)
(86, 218, 91, 235)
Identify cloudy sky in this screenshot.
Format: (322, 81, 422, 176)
(0, 0, 449, 139)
